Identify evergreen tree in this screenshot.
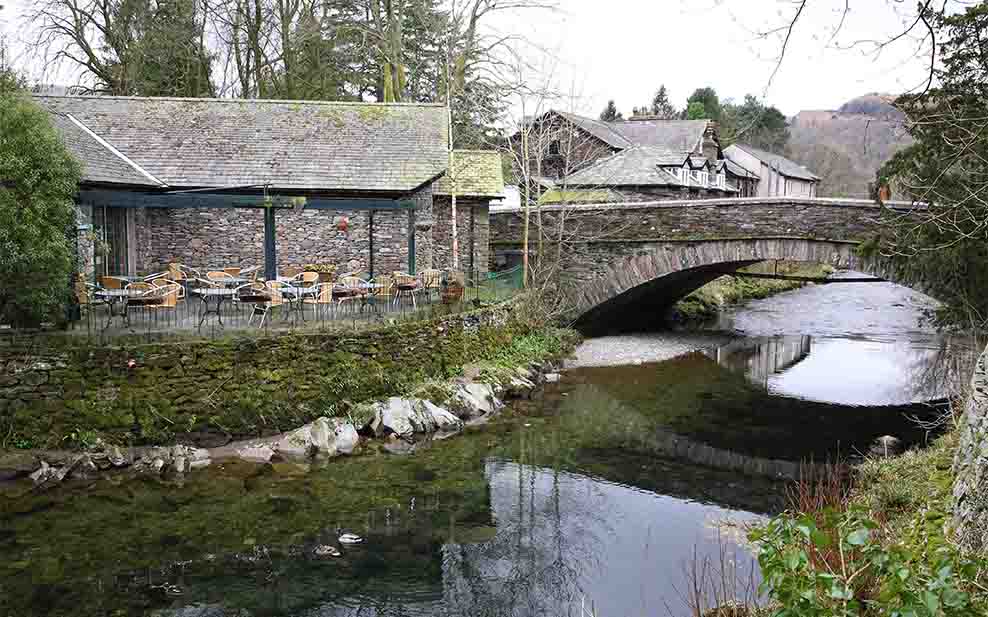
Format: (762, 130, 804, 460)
(720, 94, 790, 151)
(649, 85, 678, 119)
(0, 60, 81, 326)
(599, 100, 623, 121)
(878, 4, 988, 329)
(686, 87, 721, 122)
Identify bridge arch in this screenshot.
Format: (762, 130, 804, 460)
(570, 237, 917, 335)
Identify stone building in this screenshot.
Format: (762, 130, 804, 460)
(36, 95, 503, 280)
(512, 110, 820, 204)
(433, 150, 505, 279)
(724, 143, 820, 198)
(513, 111, 738, 204)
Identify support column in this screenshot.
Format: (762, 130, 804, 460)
(369, 210, 375, 280)
(408, 208, 416, 273)
(264, 206, 277, 280)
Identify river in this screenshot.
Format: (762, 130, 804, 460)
(0, 275, 965, 617)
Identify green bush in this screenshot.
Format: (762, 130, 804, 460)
(750, 506, 984, 617)
(0, 71, 81, 326)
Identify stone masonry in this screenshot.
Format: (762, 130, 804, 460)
(126, 184, 450, 276)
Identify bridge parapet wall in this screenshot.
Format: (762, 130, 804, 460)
(490, 197, 918, 247)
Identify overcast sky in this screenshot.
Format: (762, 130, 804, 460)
(0, 0, 932, 117)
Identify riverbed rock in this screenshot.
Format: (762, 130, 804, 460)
(29, 460, 59, 486)
(505, 377, 536, 399)
(447, 383, 502, 419)
(235, 444, 276, 464)
(274, 417, 361, 459)
(0, 452, 41, 481)
(870, 435, 904, 457)
(367, 397, 463, 437)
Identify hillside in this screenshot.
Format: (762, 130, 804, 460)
(786, 94, 912, 198)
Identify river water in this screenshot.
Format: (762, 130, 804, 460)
(0, 276, 967, 617)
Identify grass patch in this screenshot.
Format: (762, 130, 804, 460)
(673, 262, 835, 324)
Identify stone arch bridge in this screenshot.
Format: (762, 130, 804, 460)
(488, 197, 925, 334)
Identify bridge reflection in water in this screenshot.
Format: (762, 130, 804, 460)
(706, 335, 813, 390)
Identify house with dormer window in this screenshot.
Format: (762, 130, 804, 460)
(514, 110, 817, 204)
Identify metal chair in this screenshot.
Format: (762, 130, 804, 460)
(336, 276, 368, 312)
(419, 268, 442, 301)
(392, 272, 421, 308)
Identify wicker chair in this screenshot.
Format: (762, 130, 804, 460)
(206, 271, 235, 285)
(296, 271, 319, 288)
(100, 275, 126, 290)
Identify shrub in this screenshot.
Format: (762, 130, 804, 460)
(0, 70, 81, 326)
(750, 506, 983, 616)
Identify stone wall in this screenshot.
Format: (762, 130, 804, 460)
(112, 184, 457, 277)
(433, 197, 490, 278)
(0, 302, 523, 448)
(953, 343, 988, 551)
(489, 198, 908, 247)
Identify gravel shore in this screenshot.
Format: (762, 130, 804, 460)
(565, 332, 733, 369)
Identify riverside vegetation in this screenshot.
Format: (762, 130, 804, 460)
(671, 262, 834, 325)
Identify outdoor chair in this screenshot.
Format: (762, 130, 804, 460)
(206, 271, 235, 285)
(143, 271, 169, 283)
(75, 281, 108, 318)
(296, 271, 319, 288)
(239, 282, 274, 327)
(240, 265, 260, 281)
(282, 266, 302, 279)
(392, 272, 421, 309)
(148, 281, 183, 323)
(368, 275, 394, 313)
(303, 282, 336, 318)
(223, 267, 241, 277)
(419, 269, 442, 301)
(100, 275, 126, 290)
(336, 276, 369, 312)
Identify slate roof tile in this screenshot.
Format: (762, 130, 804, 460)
(35, 95, 449, 192)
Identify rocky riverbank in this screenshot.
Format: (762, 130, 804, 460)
(0, 356, 562, 492)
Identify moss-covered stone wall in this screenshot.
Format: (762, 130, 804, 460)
(0, 303, 526, 448)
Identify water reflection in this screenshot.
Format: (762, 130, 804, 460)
(708, 334, 950, 405)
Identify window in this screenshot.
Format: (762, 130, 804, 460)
(715, 173, 726, 189)
(690, 170, 709, 186)
(548, 141, 560, 156)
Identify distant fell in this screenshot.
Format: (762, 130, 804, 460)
(785, 94, 912, 198)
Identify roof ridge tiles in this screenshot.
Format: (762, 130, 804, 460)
(33, 94, 446, 108)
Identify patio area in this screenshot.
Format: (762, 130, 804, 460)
(72, 265, 522, 340)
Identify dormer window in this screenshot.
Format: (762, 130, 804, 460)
(690, 170, 709, 186)
(716, 173, 726, 189)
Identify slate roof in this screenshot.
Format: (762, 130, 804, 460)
(553, 111, 631, 149)
(35, 95, 449, 192)
(730, 144, 820, 181)
(551, 111, 710, 153)
(46, 112, 159, 186)
(560, 146, 688, 187)
(718, 157, 760, 180)
(609, 119, 709, 151)
(434, 150, 505, 198)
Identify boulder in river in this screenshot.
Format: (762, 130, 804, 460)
(367, 397, 463, 437)
(274, 417, 360, 459)
(447, 383, 502, 419)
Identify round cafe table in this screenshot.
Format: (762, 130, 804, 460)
(94, 288, 162, 330)
(190, 287, 237, 330)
